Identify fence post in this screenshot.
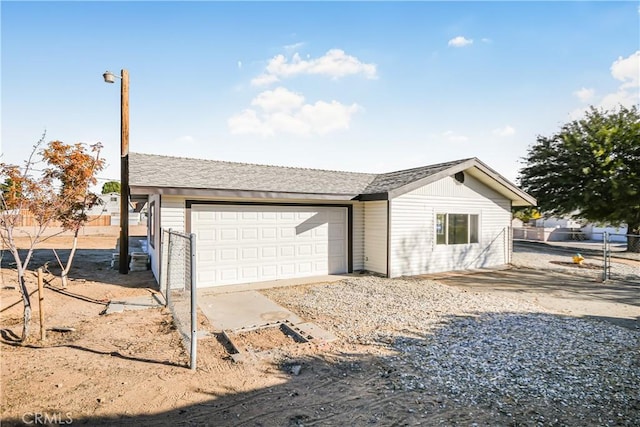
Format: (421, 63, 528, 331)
(37, 268, 45, 341)
(190, 233, 197, 371)
(602, 231, 609, 281)
(165, 229, 173, 307)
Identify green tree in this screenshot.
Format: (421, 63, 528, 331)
(518, 106, 640, 252)
(101, 180, 121, 194)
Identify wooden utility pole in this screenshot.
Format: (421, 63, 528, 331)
(119, 69, 130, 274)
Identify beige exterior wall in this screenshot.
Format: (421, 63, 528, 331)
(389, 174, 511, 277)
(352, 202, 365, 271)
(363, 200, 388, 275)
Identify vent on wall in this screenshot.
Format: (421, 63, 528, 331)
(454, 171, 465, 184)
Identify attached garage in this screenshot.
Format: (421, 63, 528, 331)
(191, 204, 348, 287)
(130, 153, 536, 289)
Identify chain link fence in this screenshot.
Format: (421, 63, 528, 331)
(160, 228, 197, 370)
(513, 227, 640, 283)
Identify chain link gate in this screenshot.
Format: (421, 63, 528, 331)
(160, 228, 197, 370)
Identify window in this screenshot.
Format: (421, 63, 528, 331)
(436, 213, 479, 245)
(149, 201, 156, 248)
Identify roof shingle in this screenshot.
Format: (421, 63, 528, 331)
(129, 152, 472, 196)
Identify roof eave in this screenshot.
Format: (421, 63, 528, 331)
(386, 158, 536, 206)
(129, 185, 360, 201)
(386, 158, 477, 199)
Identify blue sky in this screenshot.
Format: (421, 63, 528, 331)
(2, 1, 639, 185)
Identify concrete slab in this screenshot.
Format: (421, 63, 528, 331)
(289, 322, 337, 343)
(104, 293, 165, 314)
(199, 290, 303, 331)
(198, 274, 348, 295)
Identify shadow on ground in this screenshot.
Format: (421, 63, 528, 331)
(3, 312, 638, 427)
(438, 267, 640, 306)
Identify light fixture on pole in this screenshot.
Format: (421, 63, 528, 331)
(103, 69, 130, 274)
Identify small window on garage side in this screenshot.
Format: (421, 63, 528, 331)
(149, 201, 156, 248)
(436, 214, 446, 244)
(436, 213, 479, 245)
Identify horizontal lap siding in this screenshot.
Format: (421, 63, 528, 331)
(364, 201, 388, 275)
(161, 196, 186, 232)
(352, 202, 365, 271)
(390, 175, 511, 277)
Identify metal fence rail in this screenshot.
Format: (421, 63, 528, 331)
(513, 228, 640, 283)
(160, 228, 197, 370)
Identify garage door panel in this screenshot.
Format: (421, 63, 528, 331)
(220, 212, 238, 221)
(329, 224, 345, 238)
(242, 228, 258, 240)
(297, 244, 313, 256)
(262, 246, 277, 258)
(192, 205, 347, 287)
(280, 228, 296, 239)
(219, 248, 238, 261)
(261, 265, 277, 278)
(220, 229, 238, 241)
(262, 228, 277, 239)
(241, 247, 258, 261)
(242, 211, 258, 220)
(313, 228, 328, 238)
(279, 245, 295, 257)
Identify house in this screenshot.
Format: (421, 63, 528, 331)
(86, 193, 121, 218)
(129, 153, 535, 288)
(86, 192, 143, 226)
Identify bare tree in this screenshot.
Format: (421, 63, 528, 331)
(1, 135, 105, 340)
(1, 133, 58, 341)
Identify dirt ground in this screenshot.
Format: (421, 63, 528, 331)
(1, 235, 639, 426)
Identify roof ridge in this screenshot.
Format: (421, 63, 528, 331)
(130, 152, 376, 177)
(377, 157, 475, 175)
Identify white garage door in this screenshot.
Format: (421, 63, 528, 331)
(192, 205, 348, 287)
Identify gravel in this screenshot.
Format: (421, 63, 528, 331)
(263, 255, 640, 425)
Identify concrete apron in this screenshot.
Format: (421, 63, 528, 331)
(104, 293, 166, 314)
(197, 276, 343, 361)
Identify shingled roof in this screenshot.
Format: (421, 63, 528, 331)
(129, 152, 534, 205)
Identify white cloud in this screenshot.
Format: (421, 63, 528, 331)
(610, 51, 639, 88)
(600, 89, 638, 110)
(481, 38, 492, 44)
(573, 87, 595, 102)
(571, 51, 639, 119)
(492, 125, 516, 137)
(283, 42, 305, 51)
(448, 36, 473, 47)
(298, 101, 362, 135)
(250, 87, 304, 113)
(228, 109, 273, 137)
(442, 130, 468, 142)
(237, 61, 242, 70)
(228, 89, 361, 136)
(251, 49, 377, 86)
(251, 73, 279, 86)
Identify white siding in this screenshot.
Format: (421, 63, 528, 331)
(352, 202, 365, 271)
(390, 175, 511, 277)
(161, 196, 186, 232)
(364, 201, 388, 275)
(148, 194, 161, 280)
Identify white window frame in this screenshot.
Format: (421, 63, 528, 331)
(436, 213, 479, 245)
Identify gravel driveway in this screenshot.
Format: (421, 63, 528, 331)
(262, 249, 640, 425)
